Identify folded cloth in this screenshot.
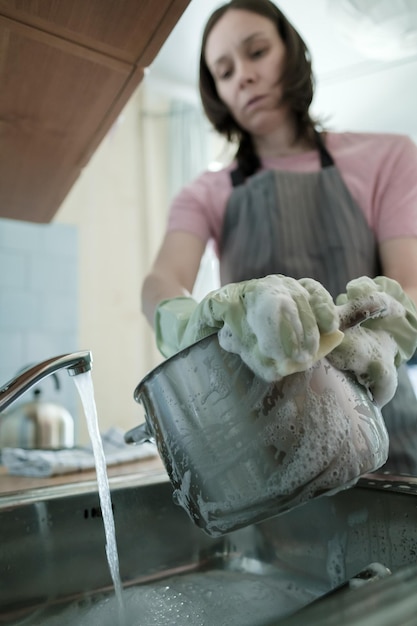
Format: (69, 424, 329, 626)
(1, 426, 157, 478)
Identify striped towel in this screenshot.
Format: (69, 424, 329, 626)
(1, 426, 157, 477)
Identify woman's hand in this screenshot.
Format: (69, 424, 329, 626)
(155, 274, 344, 381)
(327, 276, 417, 406)
(141, 231, 206, 325)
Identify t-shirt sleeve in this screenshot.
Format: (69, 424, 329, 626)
(166, 170, 231, 246)
(374, 135, 417, 241)
(167, 182, 211, 243)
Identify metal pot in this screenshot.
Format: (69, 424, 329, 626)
(125, 333, 388, 537)
(0, 371, 74, 450)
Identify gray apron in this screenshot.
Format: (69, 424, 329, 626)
(220, 135, 417, 475)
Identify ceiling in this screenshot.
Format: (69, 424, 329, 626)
(149, 0, 417, 139)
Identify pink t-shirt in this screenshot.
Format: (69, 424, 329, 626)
(167, 131, 417, 250)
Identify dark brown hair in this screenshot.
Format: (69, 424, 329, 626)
(199, 0, 319, 177)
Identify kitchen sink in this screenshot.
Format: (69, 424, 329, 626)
(1, 469, 417, 626)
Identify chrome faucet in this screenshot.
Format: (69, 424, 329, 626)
(0, 351, 92, 413)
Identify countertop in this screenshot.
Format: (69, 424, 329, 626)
(0, 454, 165, 496)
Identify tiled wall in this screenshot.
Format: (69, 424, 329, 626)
(0, 218, 79, 431)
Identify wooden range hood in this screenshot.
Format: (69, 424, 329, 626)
(0, 0, 190, 223)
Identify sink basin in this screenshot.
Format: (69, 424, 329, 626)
(1, 469, 417, 625)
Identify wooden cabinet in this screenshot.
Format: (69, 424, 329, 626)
(0, 0, 190, 222)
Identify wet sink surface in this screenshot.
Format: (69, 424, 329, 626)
(27, 569, 320, 626)
(1, 471, 417, 625)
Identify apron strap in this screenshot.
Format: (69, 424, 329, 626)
(230, 132, 335, 187)
(231, 168, 246, 187)
(315, 131, 334, 168)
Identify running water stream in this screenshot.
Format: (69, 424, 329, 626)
(73, 371, 126, 626)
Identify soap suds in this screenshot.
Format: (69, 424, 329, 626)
(216, 275, 344, 382)
(170, 359, 389, 537)
(328, 276, 417, 407)
(157, 275, 417, 536)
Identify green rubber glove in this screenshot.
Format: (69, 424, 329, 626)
(154, 296, 219, 359)
(155, 275, 344, 382)
(327, 276, 417, 407)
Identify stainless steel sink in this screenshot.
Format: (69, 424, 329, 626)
(1, 470, 417, 626)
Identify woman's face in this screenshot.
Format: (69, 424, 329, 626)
(204, 9, 288, 136)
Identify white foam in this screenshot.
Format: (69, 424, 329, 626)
(37, 570, 321, 626)
(218, 275, 342, 382)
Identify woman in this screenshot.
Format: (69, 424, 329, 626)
(142, 0, 417, 473)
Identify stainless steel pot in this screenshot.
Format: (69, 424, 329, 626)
(0, 371, 74, 450)
(125, 333, 388, 537)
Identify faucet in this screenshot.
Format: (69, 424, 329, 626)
(0, 351, 92, 413)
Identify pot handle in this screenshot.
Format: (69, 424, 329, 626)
(124, 422, 155, 445)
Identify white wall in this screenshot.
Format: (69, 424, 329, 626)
(0, 219, 79, 429)
(55, 85, 168, 444)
